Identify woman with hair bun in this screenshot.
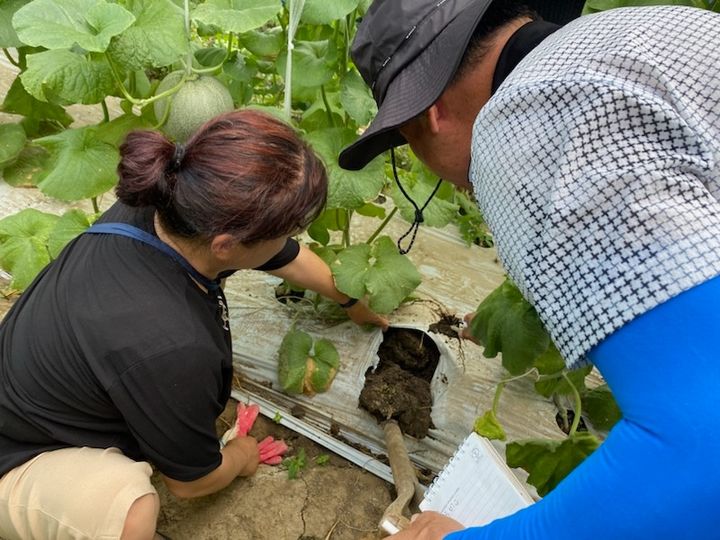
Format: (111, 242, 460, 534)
(0, 109, 388, 540)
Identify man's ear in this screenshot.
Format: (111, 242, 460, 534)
(426, 102, 442, 135)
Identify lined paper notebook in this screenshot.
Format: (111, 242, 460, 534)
(419, 433, 534, 527)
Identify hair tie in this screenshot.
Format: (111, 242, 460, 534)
(169, 143, 185, 173)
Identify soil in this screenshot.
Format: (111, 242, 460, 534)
(358, 328, 439, 439)
(428, 313, 464, 340)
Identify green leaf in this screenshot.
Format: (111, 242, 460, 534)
(0, 123, 27, 168)
(0, 0, 27, 47)
(34, 126, 119, 201)
(340, 69, 376, 126)
(94, 113, 153, 146)
(21, 49, 115, 105)
(305, 128, 386, 210)
(331, 236, 421, 314)
(107, 0, 187, 70)
(283, 447, 307, 479)
(192, 0, 280, 34)
(13, 0, 135, 52)
(389, 169, 456, 228)
(307, 220, 330, 246)
(47, 209, 91, 258)
(474, 410, 506, 441)
(469, 279, 551, 375)
(314, 454, 330, 466)
(355, 203, 386, 219)
(237, 26, 283, 58)
(581, 385, 622, 431)
(535, 367, 592, 399)
(0, 145, 51, 187)
(277, 330, 339, 395)
(276, 40, 335, 88)
(0, 208, 59, 290)
(278, 329, 314, 394)
(1, 75, 73, 136)
(301, 0, 360, 25)
(506, 432, 600, 496)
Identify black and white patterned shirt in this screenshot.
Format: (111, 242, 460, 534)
(470, 6, 720, 368)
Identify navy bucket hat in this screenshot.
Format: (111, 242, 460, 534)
(338, 0, 493, 171)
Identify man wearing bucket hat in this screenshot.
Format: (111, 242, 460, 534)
(340, 1, 720, 539)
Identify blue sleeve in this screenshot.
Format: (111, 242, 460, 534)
(446, 275, 720, 540)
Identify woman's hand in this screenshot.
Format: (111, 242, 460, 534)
(389, 512, 464, 540)
(224, 436, 260, 477)
(345, 300, 389, 330)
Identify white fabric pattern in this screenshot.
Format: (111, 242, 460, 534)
(470, 6, 720, 368)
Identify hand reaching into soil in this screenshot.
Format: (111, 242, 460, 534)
(345, 300, 389, 330)
(388, 512, 463, 540)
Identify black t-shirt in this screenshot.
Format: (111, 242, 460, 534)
(0, 202, 299, 480)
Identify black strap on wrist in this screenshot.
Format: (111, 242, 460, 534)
(339, 297, 359, 309)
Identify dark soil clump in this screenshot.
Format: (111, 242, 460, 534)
(359, 328, 440, 439)
(428, 313, 464, 339)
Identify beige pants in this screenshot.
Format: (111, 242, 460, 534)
(0, 447, 155, 540)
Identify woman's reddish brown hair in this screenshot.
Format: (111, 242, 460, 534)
(116, 109, 328, 244)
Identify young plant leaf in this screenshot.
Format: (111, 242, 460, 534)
(301, 0, 361, 25)
(34, 126, 119, 201)
(389, 168, 457, 228)
(314, 453, 330, 466)
(1, 145, 51, 188)
(237, 26, 284, 58)
(533, 344, 592, 398)
(581, 385, 622, 432)
(474, 410, 506, 441)
(340, 68, 377, 127)
(469, 279, 550, 375)
(278, 329, 340, 395)
(0, 0, 26, 48)
(0, 124, 26, 168)
(47, 209, 93, 259)
(331, 236, 421, 314)
(506, 432, 600, 496)
(2, 76, 73, 137)
(305, 128, 385, 210)
(13, 0, 135, 52)
(283, 447, 307, 480)
(276, 40, 335, 88)
(0, 208, 59, 290)
(192, 0, 281, 34)
(107, 0, 187, 70)
(21, 50, 115, 105)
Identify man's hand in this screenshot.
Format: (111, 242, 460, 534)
(220, 402, 260, 447)
(345, 301, 389, 330)
(224, 436, 260, 477)
(459, 312, 479, 344)
(389, 512, 464, 540)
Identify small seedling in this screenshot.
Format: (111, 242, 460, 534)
(314, 454, 330, 466)
(283, 448, 307, 479)
(273, 411, 283, 424)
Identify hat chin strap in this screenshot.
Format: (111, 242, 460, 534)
(390, 147, 443, 255)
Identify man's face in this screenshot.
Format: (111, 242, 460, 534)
(399, 111, 473, 190)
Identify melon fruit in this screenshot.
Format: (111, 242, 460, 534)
(153, 71, 234, 142)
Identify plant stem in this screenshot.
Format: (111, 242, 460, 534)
(563, 372, 583, 436)
(100, 99, 110, 123)
(320, 85, 335, 127)
(342, 209, 352, 248)
(491, 368, 539, 415)
(91, 197, 100, 214)
(2, 48, 20, 67)
(192, 33, 233, 74)
(366, 206, 398, 244)
(553, 394, 569, 433)
(184, 0, 193, 76)
(106, 53, 188, 107)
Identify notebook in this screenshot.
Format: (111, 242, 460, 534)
(419, 432, 534, 527)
